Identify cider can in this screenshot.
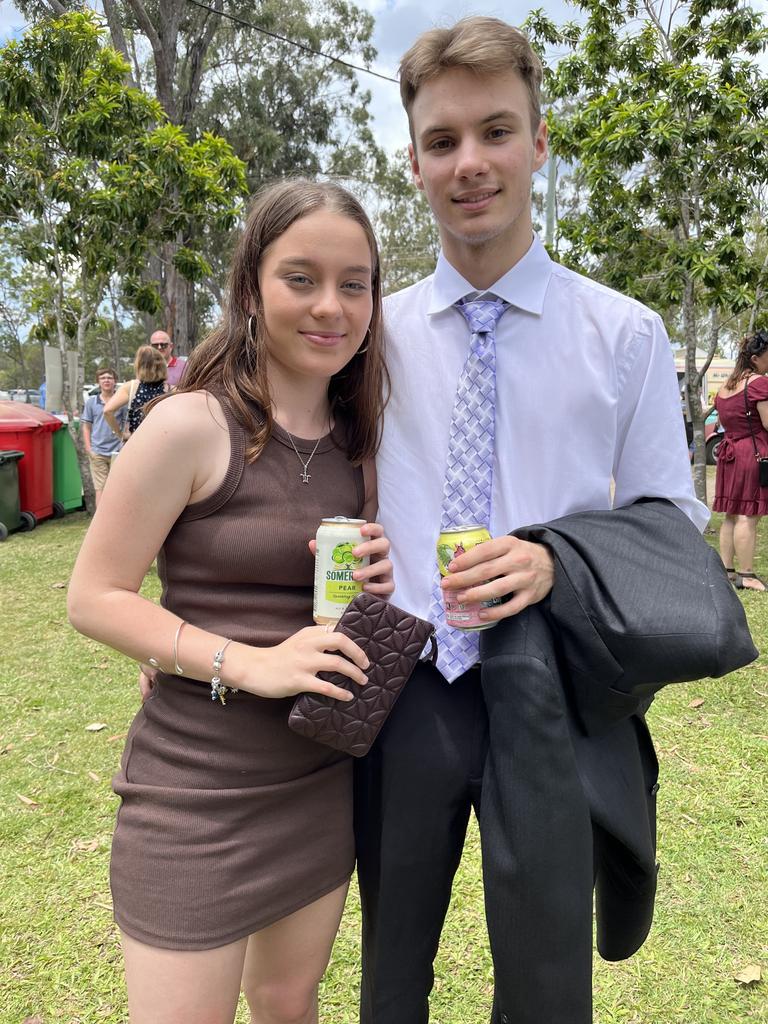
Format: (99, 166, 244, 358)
(313, 517, 369, 625)
(436, 524, 501, 631)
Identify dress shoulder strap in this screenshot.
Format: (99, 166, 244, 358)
(176, 390, 246, 523)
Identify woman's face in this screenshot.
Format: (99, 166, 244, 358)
(750, 347, 768, 375)
(257, 210, 374, 385)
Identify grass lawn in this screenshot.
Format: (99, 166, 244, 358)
(1, 502, 767, 1024)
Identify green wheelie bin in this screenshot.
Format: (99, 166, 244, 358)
(0, 449, 24, 540)
(52, 416, 84, 512)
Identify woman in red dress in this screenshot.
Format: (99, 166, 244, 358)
(713, 329, 768, 591)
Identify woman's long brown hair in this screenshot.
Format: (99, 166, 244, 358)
(176, 179, 389, 464)
(723, 329, 768, 391)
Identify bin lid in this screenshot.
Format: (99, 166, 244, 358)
(0, 400, 63, 432)
(0, 449, 24, 464)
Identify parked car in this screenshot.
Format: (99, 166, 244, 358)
(705, 410, 723, 465)
(9, 388, 41, 405)
(685, 410, 723, 465)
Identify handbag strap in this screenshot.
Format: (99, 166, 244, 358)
(743, 378, 763, 463)
(423, 632, 438, 665)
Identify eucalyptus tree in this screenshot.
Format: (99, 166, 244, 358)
(526, 0, 768, 502)
(0, 11, 246, 510)
(15, 0, 387, 349)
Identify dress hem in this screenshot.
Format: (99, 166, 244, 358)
(113, 868, 354, 951)
(712, 498, 768, 516)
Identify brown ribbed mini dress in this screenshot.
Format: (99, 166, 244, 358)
(110, 398, 364, 950)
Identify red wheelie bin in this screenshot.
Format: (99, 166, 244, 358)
(0, 401, 63, 529)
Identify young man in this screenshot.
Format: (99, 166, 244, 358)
(149, 329, 186, 388)
(354, 17, 709, 1023)
(80, 367, 125, 507)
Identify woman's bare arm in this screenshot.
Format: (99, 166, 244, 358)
(68, 393, 369, 700)
(103, 382, 130, 436)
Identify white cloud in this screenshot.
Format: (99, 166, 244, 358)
(357, 0, 577, 153)
(0, 0, 26, 40)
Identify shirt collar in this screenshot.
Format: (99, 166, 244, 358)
(427, 234, 553, 317)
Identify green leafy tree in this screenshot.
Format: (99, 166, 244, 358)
(0, 11, 246, 511)
(526, 0, 768, 502)
(17, 0, 387, 349)
(373, 148, 440, 295)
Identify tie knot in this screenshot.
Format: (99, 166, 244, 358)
(455, 296, 509, 335)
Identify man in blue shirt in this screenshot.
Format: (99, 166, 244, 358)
(80, 367, 125, 507)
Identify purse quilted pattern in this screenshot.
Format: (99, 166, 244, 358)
(289, 592, 437, 758)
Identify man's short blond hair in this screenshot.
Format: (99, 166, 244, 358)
(399, 17, 543, 142)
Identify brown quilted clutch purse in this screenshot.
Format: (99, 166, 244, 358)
(288, 592, 437, 757)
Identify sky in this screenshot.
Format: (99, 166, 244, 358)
(355, 0, 576, 151)
(0, 0, 574, 154)
(0, 0, 766, 153)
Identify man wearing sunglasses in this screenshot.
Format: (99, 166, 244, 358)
(149, 330, 187, 388)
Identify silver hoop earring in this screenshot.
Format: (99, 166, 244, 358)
(356, 331, 371, 355)
(247, 314, 257, 343)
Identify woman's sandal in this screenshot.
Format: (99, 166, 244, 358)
(725, 568, 743, 590)
(738, 572, 767, 592)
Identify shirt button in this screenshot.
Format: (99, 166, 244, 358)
(651, 782, 660, 795)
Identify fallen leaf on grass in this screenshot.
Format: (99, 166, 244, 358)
(51, 581, 67, 589)
(87, 771, 100, 782)
(84, 723, 108, 732)
(1, 743, 13, 754)
(734, 965, 762, 985)
(107, 733, 126, 743)
(17, 793, 39, 808)
(70, 838, 100, 855)
(688, 697, 705, 709)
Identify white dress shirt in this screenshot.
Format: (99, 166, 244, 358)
(377, 234, 709, 621)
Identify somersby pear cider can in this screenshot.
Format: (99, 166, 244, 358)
(313, 517, 369, 625)
(437, 524, 501, 631)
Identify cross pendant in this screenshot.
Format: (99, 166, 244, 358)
(300, 468, 311, 483)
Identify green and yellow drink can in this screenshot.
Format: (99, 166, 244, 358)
(313, 517, 369, 625)
(437, 524, 501, 631)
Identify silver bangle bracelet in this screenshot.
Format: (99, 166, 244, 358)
(210, 638, 237, 705)
(172, 620, 187, 675)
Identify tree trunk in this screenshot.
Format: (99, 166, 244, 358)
(74, 301, 97, 515)
(162, 236, 195, 355)
(682, 277, 707, 505)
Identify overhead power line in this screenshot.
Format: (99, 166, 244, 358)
(185, 0, 399, 85)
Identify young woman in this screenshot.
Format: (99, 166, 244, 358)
(103, 344, 168, 439)
(713, 328, 768, 591)
(68, 179, 393, 1024)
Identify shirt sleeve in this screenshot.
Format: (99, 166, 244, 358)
(747, 376, 768, 403)
(80, 397, 95, 425)
(612, 314, 709, 532)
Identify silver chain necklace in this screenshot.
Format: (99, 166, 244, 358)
(285, 428, 324, 483)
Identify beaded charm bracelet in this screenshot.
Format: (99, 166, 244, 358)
(211, 638, 237, 705)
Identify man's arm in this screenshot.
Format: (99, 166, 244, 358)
(612, 314, 708, 531)
(441, 313, 708, 620)
(80, 400, 93, 453)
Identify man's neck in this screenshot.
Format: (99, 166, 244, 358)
(99, 389, 113, 401)
(441, 229, 533, 292)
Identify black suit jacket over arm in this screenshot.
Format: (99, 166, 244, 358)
(479, 499, 756, 978)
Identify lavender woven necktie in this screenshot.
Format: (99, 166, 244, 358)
(430, 296, 509, 681)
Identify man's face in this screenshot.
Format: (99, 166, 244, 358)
(97, 373, 116, 395)
(409, 68, 547, 263)
(150, 334, 173, 363)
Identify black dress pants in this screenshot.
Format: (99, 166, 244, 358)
(354, 650, 595, 1024)
(354, 661, 487, 1024)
